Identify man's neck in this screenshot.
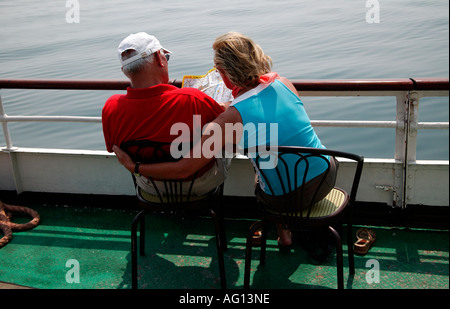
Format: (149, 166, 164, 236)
(130, 80, 158, 89)
(130, 72, 166, 88)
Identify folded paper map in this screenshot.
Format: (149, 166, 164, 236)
(182, 68, 233, 103)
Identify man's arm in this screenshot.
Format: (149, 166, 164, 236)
(113, 107, 242, 179)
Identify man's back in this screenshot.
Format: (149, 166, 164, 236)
(102, 84, 224, 153)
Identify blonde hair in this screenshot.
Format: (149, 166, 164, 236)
(213, 32, 272, 89)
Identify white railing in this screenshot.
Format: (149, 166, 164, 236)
(0, 78, 448, 207)
(1, 78, 448, 156)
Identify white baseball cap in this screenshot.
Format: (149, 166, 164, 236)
(118, 32, 172, 66)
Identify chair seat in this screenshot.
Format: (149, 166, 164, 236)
(309, 188, 348, 218)
(138, 186, 213, 203)
(263, 187, 348, 218)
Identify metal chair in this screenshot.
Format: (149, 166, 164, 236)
(243, 146, 364, 289)
(120, 140, 227, 289)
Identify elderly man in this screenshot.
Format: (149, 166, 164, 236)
(102, 32, 227, 195)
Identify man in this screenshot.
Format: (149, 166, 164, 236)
(102, 32, 227, 195)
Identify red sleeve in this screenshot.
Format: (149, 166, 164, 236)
(102, 95, 120, 153)
(190, 89, 224, 123)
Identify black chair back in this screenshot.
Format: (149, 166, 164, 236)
(245, 146, 364, 229)
(120, 140, 202, 205)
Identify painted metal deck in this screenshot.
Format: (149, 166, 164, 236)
(0, 203, 448, 290)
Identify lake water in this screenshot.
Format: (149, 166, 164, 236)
(0, 0, 448, 159)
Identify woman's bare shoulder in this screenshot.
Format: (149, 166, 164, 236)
(278, 76, 299, 97)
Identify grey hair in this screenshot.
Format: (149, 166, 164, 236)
(121, 50, 156, 75)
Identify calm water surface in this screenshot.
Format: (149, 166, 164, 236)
(0, 0, 448, 159)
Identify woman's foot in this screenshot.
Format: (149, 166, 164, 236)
(277, 224, 292, 247)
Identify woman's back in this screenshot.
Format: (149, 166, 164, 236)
(231, 79, 328, 195)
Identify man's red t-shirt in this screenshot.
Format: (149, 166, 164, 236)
(102, 84, 224, 153)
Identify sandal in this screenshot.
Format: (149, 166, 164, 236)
(354, 228, 376, 255)
(252, 229, 263, 246)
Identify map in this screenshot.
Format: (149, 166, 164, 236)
(182, 68, 233, 103)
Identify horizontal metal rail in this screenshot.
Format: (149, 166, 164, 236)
(1, 78, 449, 150)
(0, 115, 101, 123)
(0, 77, 448, 91)
(1, 118, 445, 131)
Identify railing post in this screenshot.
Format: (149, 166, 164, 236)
(395, 92, 408, 162)
(395, 91, 420, 209)
(393, 92, 409, 207)
(406, 92, 419, 162)
(402, 91, 420, 208)
(0, 92, 15, 151)
(0, 91, 23, 194)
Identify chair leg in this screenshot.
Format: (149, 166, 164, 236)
(140, 214, 146, 256)
(329, 225, 344, 289)
(218, 208, 228, 252)
(213, 184, 227, 252)
(209, 209, 227, 289)
(347, 222, 355, 275)
(131, 210, 147, 290)
(244, 220, 265, 289)
(260, 220, 268, 266)
(212, 200, 227, 252)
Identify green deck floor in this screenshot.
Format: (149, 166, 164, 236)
(0, 205, 448, 290)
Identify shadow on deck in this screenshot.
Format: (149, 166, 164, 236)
(0, 193, 448, 292)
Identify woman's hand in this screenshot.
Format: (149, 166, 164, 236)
(218, 101, 232, 110)
(112, 145, 135, 173)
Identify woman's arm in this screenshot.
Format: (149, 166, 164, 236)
(112, 144, 204, 179)
(113, 107, 242, 179)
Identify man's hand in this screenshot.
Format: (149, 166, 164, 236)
(112, 145, 135, 173)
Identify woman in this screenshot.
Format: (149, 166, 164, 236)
(113, 32, 337, 246)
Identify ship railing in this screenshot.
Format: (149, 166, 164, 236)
(0, 78, 449, 207)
